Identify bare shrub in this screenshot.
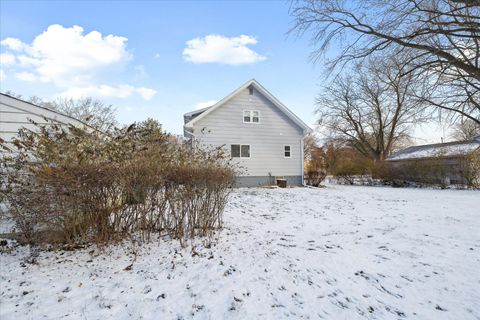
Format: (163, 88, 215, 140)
(376, 153, 480, 189)
(1, 119, 235, 247)
(458, 151, 480, 189)
(330, 156, 373, 185)
(305, 169, 327, 187)
(304, 144, 327, 187)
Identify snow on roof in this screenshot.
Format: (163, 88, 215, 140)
(388, 139, 480, 161)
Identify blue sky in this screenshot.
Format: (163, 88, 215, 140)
(0, 0, 323, 134)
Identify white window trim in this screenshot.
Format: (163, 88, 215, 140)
(284, 145, 292, 158)
(251, 110, 260, 124)
(242, 110, 260, 124)
(243, 110, 251, 123)
(231, 144, 251, 158)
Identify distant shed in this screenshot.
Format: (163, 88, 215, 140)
(386, 136, 480, 186)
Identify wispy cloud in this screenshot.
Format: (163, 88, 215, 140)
(194, 100, 217, 110)
(59, 84, 157, 101)
(14, 71, 38, 82)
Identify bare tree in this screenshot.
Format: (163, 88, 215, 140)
(1, 91, 118, 132)
(450, 118, 480, 140)
(3, 91, 45, 105)
(2, 90, 23, 99)
(43, 97, 118, 132)
(317, 57, 422, 161)
(290, 0, 480, 124)
(303, 133, 327, 186)
(303, 132, 320, 160)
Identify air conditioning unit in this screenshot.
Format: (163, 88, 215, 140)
(275, 176, 287, 188)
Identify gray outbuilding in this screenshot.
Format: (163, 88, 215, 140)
(386, 136, 480, 186)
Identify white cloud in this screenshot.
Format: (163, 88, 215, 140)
(0, 24, 132, 85)
(136, 87, 157, 100)
(0, 70, 5, 81)
(134, 65, 148, 80)
(59, 84, 157, 101)
(1, 24, 157, 101)
(183, 34, 266, 65)
(154, 53, 161, 59)
(194, 100, 217, 110)
(14, 71, 38, 82)
(0, 52, 16, 66)
(16, 54, 39, 68)
(1, 38, 27, 51)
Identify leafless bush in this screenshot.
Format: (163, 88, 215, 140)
(380, 160, 450, 187)
(458, 151, 480, 189)
(0, 119, 236, 247)
(331, 159, 373, 185)
(304, 143, 327, 187)
(375, 153, 480, 189)
(304, 169, 326, 187)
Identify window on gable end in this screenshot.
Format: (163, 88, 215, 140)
(252, 111, 259, 123)
(243, 110, 251, 123)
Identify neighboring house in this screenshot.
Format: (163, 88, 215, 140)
(386, 136, 480, 186)
(0, 93, 90, 149)
(183, 79, 312, 187)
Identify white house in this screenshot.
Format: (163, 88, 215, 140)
(183, 79, 312, 187)
(0, 93, 90, 149)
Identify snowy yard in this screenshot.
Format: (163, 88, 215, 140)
(1, 185, 479, 319)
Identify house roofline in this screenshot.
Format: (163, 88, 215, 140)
(387, 154, 477, 162)
(387, 139, 480, 161)
(183, 105, 213, 117)
(183, 79, 312, 136)
(0, 93, 98, 132)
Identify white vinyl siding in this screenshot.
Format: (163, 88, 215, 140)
(193, 88, 303, 176)
(1, 94, 87, 146)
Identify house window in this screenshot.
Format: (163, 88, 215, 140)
(252, 111, 259, 123)
(241, 145, 250, 157)
(243, 110, 251, 123)
(284, 145, 291, 158)
(248, 86, 254, 95)
(231, 144, 240, 158)
(231, 144, 250, 158)
(243, 110, 260, 123)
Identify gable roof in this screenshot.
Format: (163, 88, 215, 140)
(0, 93, 93, 129)
(183, 79, 312, 135)
(387, 137, 480, 161)
(183, 105, 212, 128)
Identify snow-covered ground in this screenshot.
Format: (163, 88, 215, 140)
(1, 185, 479, 319)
